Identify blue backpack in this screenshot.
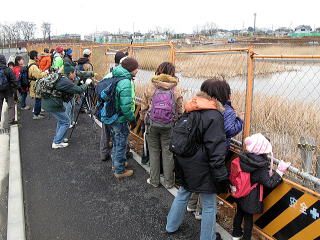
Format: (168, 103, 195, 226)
(94, 76, 126, 124)
(0, 69, 9, 91)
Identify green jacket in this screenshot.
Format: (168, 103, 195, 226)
(42, 75, 88, 112)
(112, 66, 135, 123)
(52, 53, 64, 70)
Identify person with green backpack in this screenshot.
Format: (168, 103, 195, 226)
(40, 64, 92, 149)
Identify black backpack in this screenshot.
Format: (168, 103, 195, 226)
(18, 63, 36, 88)
(0, 69, 9, 91)
(169, 111, 202, 157)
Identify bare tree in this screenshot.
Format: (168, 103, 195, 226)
(163, 27, 174, 38)
(17, 21, 36, 41)
(41, 22, 51, 40)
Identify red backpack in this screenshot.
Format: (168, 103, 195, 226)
(229, 157, 263, 201)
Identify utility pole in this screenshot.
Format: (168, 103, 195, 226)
(253, 13, 257, 32)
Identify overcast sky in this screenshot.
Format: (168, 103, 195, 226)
(1, 0, 319, 37)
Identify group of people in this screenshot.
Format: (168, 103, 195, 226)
(0, 46, 292, 240)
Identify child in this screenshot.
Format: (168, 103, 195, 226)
(231, 133, 291, 240)
(187, 79, 244, 220)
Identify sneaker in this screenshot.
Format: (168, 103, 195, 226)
(33, 115, 45, 120)
(21, 106, 31, 110)
(63, 138, 68, 143)
(69, 124, 74, 129)
(41, 108, 45, 113)
(187, 206, 196, 212)
(216, 233, 222, 240)
(52, 142, 69, 149)
(147, 178, 159, 187)
(114, 169, 134, 179)
(232, 237, 242, 240)
(194, 211, 202, 220)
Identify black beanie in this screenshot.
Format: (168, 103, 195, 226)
(121, 57, 139, 72)
(115, 52, 126, 64)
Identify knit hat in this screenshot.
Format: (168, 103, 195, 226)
(121, 57, 139, 72)
(114, 51, 126, 64)
(55, 46, 64, 54)
(65, 48, 73, 55)
(64, 63, 75, 76)
(244, 133, 272, 155)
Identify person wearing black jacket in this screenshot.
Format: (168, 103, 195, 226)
(0, 55, 18, 125)
(166, 79, 230, 240)
(231, 133, 290, 240)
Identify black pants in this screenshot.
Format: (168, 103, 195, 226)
(232, 207, 253, 240)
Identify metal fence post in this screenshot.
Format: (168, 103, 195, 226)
(243, 45, 254, 146)
(170, 42, 176, 65)
(298, 137, 316, 174)
(316, 155, 320, 191)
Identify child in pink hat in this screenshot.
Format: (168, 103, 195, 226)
(231, 133, 291, 240)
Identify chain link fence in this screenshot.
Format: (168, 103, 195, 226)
(250, 56, 320, 185)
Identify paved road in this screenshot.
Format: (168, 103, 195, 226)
(20, 107, 203, 240)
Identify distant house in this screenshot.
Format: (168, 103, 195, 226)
(294, 25, 312, 33)
(315, 28, 320, 33)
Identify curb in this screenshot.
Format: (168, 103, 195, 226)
(7, 125, 26, 240)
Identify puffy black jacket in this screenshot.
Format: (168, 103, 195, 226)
(236, 153, 282, 214)
(0, 55, 18, 90)
(175, 109, 228, 194)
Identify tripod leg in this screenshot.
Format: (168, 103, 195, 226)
(69, 95, 86, 139)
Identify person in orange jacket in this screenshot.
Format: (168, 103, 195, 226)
(38, 48, 52, 72)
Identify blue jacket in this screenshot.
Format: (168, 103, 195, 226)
(223, 100, 243, 148)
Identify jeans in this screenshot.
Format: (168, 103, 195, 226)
(146, 126, 174, 187)
(166, 187, 217, 240)
(33, 97, 41, 116)
(232, 207, 253, 240)
(188, 193, 202, 213)
(0, 89, 15, 124)
(100, 123, 131, 160)
(50, 111, 70, 144)
(19, 91, 28, 108)
(63, 101, 73, 126)
(109, 122, 129, 174)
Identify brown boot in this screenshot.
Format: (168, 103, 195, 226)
(112, 162, 128, 172)
(114, 170, 134, 179)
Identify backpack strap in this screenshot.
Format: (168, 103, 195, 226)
(28, 63, 37, 81)
(259, 184, 264, 202)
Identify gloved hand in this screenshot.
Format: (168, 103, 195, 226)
(218, 178, 231, 194)
(130, 119, 137, 130)
(94, 72, 99, 78)
(85, 78, 93, 85)
(276, 160, 291, 177)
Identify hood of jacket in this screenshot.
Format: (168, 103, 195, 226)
(77, 57, 90, 65)
(0, 55, 7, 69)
(151, 74, 178, 90)
(112, 65, 132, 79)
(239, 152, 269, 173)
(185, 92, 221, 112)
(40, 52, 51, 57)
(28, 59, 38, 66)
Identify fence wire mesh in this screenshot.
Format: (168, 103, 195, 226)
(251, 57, 320, 181)
(174, 51, 248, 141)
(132, 45, 171, 99)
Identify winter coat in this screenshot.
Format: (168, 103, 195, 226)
(174, 92, 228, 194)
(223, 100, 243, 148)
(13, 66, 22, 79)
(63, 55, 76, 66)
(77, 57, 93, 72)
(38, 53, 52, 72)
(52, 53, 64, 71)
(0, 55, 18, 91)
(111, 66, 135, 123)
(236, 152, 282, 214)
(28, 59, 47, 98)
(140, 74, 184, 122)
(42, 74, 88, 112)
